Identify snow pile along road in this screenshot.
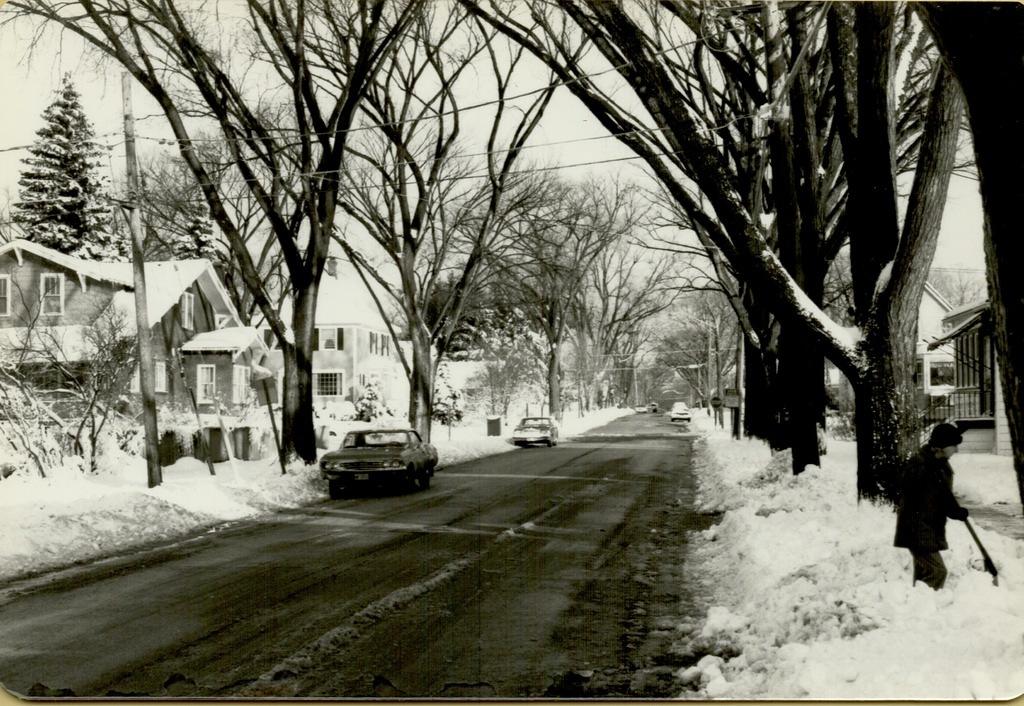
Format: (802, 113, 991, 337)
(0, 407, 631, 583)
(679, 415, 1024, 699)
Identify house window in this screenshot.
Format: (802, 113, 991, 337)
(381, 334, 390, 357)
(131, 362, 169, 393)
(180, 292, 195, 330)
(320, 328, 338, 350)
(41, 273, 64, 315)
(370, 331, 379, 355)
(232, 365, 251, 404)
(154, 361, 168, 393)
(314, 370, 344, 399)
(196, 364, 216, 403)
(0, 275, 9, 316)
(929, 360, 954, 388)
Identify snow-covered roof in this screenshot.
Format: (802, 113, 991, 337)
(0, 239, 241, 329)
(943, 298, 988, 322)
(108, 261, 216, 328)
(927, 308, 987, 350)
(180, 327, 267, 356)
(0, 239, 135, 286)
(276, 265, 391, 330)
(922, 282, 952, 312)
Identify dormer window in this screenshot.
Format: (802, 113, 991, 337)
(40, 273, 64, 315)
(180, 292, 195, 330)
(0, 275, 9, 317)
(313, 327, 344, 351)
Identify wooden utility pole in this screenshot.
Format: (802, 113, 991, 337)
(733, 320, 745, 440)
(122, 73, 162, 488)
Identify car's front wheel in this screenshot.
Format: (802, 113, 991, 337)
(328, 479, 346, 500)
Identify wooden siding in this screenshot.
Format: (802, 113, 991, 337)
(994, 361, 1012, 456)
(0, 249, 249, 414)
(0, 250, 121, 328)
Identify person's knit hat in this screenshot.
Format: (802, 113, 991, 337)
(929, 422, 963, 448)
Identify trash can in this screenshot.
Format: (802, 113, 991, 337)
(232, 428, 250, 460)
(194, 428, 229, 463)
(486, 416, 502, 436)
(158, 431, 183, 466)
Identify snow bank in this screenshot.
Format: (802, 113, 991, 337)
(0, 407, 631, 583)
(680, 415, 1024, 699)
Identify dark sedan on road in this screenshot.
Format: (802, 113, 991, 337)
(512, 417, 559, 447)
(320, 429, 437, 498)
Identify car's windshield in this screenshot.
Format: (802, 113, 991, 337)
(342, 431, 408, 448)
(520, 418, 550, 426)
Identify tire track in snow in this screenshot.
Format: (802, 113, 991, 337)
(235, 552, 482, 697)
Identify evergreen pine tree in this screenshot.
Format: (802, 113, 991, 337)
(355, 379, 390, 422)
(13, 74, 125, 260)
(178, 208, 220, 261)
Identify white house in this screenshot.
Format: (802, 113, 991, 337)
(260, 258, 408, 411)
(826, 281, 954, 408)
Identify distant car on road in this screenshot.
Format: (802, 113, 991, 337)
(647, 402, 659, 413)
(320, 429, 437, 499)
(512, 417, 559, 447)
(669, 402, 692, 423)
(634, 405, 647, 413)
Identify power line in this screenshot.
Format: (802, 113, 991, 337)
(130, 144, 695, 206)
(0, 32, 747, 156)
(128, 37, 708, 147)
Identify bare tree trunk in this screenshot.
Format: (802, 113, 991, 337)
(408, 319, 434, 442)
(921, 2, 1024, 511)
(547, 342, 562, 422)
(283, 282, 319, 463)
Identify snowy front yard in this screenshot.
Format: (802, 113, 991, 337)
(0, 407, 630, 583)
(680, 413, 1024, 699)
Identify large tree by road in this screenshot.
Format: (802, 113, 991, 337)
(335, 4, 555, 439)
(921, 3, 1024, 510)
(6, 0, 422, 462)
(495, 178, 632, 421)
(463, 1, 963, 501)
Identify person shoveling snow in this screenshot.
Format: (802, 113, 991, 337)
(894, 423, 970, 590)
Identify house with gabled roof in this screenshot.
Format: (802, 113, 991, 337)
(926, 299, 1011, 455)
(0, 238, 266, 418)
(825, 281, 955, 420)
(259, 257, 408, 411)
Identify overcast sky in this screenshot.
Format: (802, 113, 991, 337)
(0, 14, 986, 274)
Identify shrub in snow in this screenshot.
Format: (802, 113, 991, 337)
(825, 410, 856, 441)
(432, 365, 464, 428)
(102, 414, 145, 458)
(355, 380, 391, 422)
(13, 74, 125, 260)
(155, 404, 201, 454)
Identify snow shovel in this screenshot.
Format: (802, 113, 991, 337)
(965, 519, 999, 586)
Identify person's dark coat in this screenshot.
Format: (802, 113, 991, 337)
(894, 444, 967, 552)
